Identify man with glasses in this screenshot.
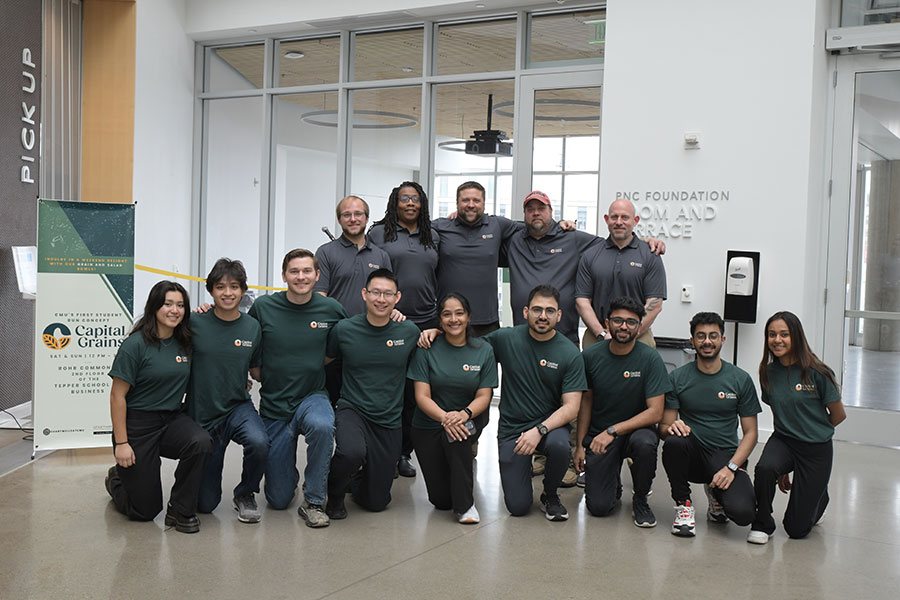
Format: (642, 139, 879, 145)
(575, 198, 667, 349)
(325, 269, 419, 520)
(658, 312, 759, 537)
(574, 296, 670, 527)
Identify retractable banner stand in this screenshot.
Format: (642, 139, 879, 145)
(33, 200, 134, 452)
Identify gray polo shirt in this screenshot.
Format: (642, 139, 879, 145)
(313, 235, 392, 316)
(432, 215, 521, 326)
(505, 221, 601, 343)
(368, 223, 440, 325)
(575, 235, 667, 323)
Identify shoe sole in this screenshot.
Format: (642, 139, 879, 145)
(633, 513, 657, 528)
(747, 532, 773, 545)
(540, 506, 569, 521)
(458, 517, 480, 524)
(671, 525, 696, 537)
(164, 514, 200, 534)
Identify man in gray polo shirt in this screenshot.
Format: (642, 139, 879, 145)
(575, 198, 667, 348)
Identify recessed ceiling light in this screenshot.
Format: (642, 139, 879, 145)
(284, 51, 305, 59)
(401, 67, 414, 73)
(248, 28, 258, 33)
(475, 3, 486, 7)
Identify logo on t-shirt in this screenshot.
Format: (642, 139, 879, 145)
(629, 261, 643, 268)
(387, 339, 405, 347)
(549, 248, 563, 254)
(310, 321, 330, 329)
(463, 364, 481, 372)
(482, 233, 494, 240)
(623, 370, 641, 378)
(795, 383, 815, 392)
(234, 339, 253, 348)
(717, 391, 738, 400)
(368, 263, 382, 269)
(539, 359, 559, 369)
(175, 355, 189, 363)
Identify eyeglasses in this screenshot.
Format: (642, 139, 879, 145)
(693, 332, 721, 342)
(529, 307, 558, 317)
(339, 211, 366, 220)
(609, 316, 640, 328)
(366, 289, 397, 299)
(399, 195, 420, 204)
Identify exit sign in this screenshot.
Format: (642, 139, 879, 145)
(585, 19, 606, 45)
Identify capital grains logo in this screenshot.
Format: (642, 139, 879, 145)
(482, 233, 494, 240)
(368, 263, 382, 269)
(42, 323, 71, 349)
(387, 339, 405, 347)
(623, 370, 641, 378)
(795, 383, 816, 392)
(234, 339, 253, 348)
(310, 321, 330, 329)
(462, 364, 481, 372)
(175, 355, 190, 364)
(629, 262, 643, 268)
(539, 359, 559, 369)
(718, 391, 738, 400)
(549, 248, 564, 254)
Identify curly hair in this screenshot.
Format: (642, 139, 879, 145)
(373, 181, 436, 249)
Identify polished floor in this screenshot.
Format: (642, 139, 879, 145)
(843, 345, 900, 411)
(0, 410, 898, 600)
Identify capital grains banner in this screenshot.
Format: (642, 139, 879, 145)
(33, 200, 134, 451)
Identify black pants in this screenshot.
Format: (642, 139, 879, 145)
(325, 358, 343, 407)
(583, 427, 658, 517)
(410, 411, 487, 514)
(328, 403, 402, 512)
(752, 432, 832, 538)
(401, 318, 438, 458)
(498, 425, 570, 516)
(661, 434, 754, 525)
(468, 320, 499, 445)
(107, 408, 212, 521)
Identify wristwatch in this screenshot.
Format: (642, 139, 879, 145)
(537, 423, 549, 436)
(606, 425, 617, 438)
(463, 407, 473, 419)
(727, 461, 739, 472)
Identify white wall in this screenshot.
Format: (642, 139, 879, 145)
(132, 0, 195, 314)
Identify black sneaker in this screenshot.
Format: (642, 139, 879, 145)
(325, 495, 348, 520)
(540, 492, 569, 521)
(164, 504, 200, 534)
(105, 465, 116, 498)
(632, 494, 657, 528)
(397, 455, 416, 478)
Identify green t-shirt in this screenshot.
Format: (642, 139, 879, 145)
(665, 361, 761, 452)
(326, 313, 420, 428)
(108, 333, 191, 412)
(186, 311, 262, 429)
(407, 336, 498, 430)
(762, 361, 841, 443)
(582, 340, 671, 437)
(483, 325, 587, 439)
(248, 292, 348, 421)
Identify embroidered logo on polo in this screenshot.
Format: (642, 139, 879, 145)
(795, 383, 816, 392)
(234, 339, 253, 348)
(175, 355, 190, 363)
(549, 248, 564, 254)
(623, 370, 641, 378)
(539, 359, 559, 369)
(386, 339, 406, 347)
(310, 321, 331, 329)
(717, 391, 738, 400)
(482, 233, 494, 240)
(367, 263, 382, 269)
(629, 262, 643, 268)
(463, 364, 481, 372)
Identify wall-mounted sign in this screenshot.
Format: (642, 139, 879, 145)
(585, 19, 606, 45)
(616, 189, 730, 239)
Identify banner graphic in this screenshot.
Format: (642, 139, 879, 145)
(33, 200, 134, 451)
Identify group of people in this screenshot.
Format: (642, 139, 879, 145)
(103, 180, 845, 546)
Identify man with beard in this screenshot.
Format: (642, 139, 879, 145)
(574, 296, 670, 527)
(659, 312, 759, 537)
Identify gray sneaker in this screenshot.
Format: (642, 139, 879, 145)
(299, 500, 331, 528)
(233, 494, 261, 523)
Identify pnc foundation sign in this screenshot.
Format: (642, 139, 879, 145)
(616, 189, 730, 239)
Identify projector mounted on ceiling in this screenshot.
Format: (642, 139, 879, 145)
(465, 94, 512, 157)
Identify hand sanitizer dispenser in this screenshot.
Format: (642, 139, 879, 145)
(726, 257, 754, 296)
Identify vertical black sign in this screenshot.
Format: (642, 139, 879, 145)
(0, 0, 42, 411)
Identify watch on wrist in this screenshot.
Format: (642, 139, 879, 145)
(463, 407, 473, 419)
(606, 425, 617, 438)
(727, 461, 739, 472)
(537, 424, 549, 436)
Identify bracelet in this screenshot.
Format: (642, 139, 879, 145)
(463, 407, 473, 419)
(114, 440, 129, 446)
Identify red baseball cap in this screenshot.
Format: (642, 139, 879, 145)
(523, 190, 551, 207)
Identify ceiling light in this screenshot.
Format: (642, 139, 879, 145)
(401, 67, 414, 73)
(475, 3, 486, 7)
(284, 51, 305, 59)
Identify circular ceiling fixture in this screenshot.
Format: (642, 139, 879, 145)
(284, 51, 305, 59)
(300, 109, 419, 129)
(492, 99, 601, 121)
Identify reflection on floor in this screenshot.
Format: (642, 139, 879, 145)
(843, 345, 900, 411)
(1, 406, 898, 599)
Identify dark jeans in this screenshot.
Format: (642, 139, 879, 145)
(328, 403, 402, 512)
(583, 427, 658, 517)
(410, 410, 487, 514)
(661, 434, 754, 525)
(498, 425, 570, 516)
(107, 408, 212, 520)
(198, 401, 269, 513)
(752, 432, 832, 538)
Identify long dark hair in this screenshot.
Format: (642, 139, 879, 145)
(759, 311, 838, 393)
(373, 181, 436, 249)
(438, 292, 480, 347)
(131, 280, 192, 354)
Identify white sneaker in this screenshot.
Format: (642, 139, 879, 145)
(747, 529, 772, 545)
(704, 484, 728, 523)
(457, 505, 480, 524)
(671, 501, 696, 537)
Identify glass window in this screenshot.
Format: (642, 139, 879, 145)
(529, 9, 606, 67)
(565, 136, 600, 171)
(436, 19, 517, 76)
(203, 97, 263, 292)
(842, 0, 900, 27)
(272, 92, 339, 286)
(349, 87, 422, 221)
(562, 174, 599, 234)
(206, 44, 265, 93)
(353, 29, 423, 81)
(277, 38, 340, 87)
